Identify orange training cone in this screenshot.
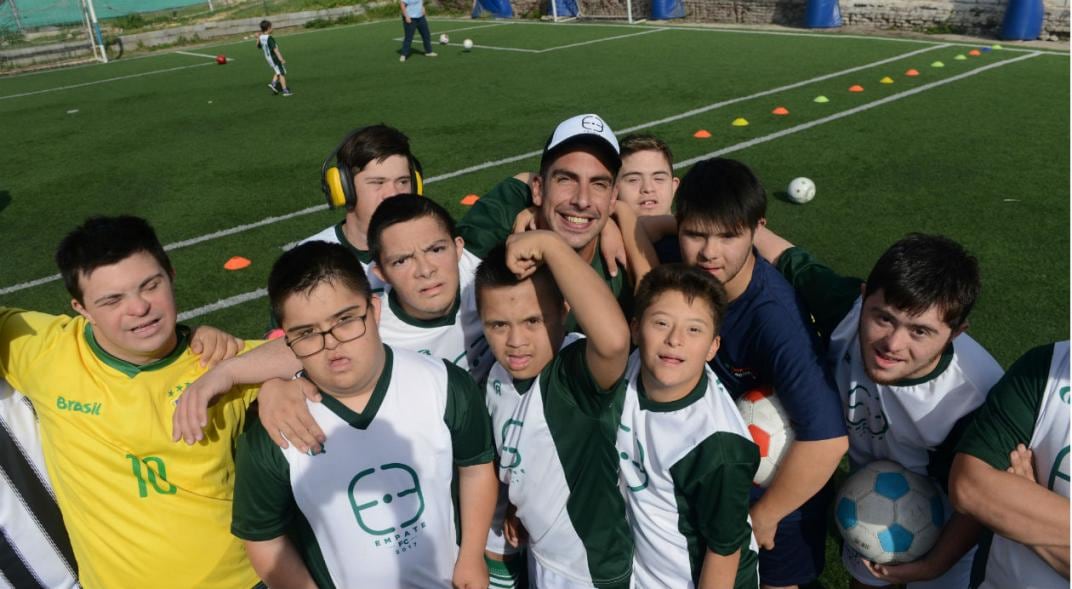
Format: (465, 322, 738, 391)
(460, 194, 480, 206)
(693, 129, 712, 139)
(849, 84, 864, 92)
(968, 49, 982, 56)
(771, 106, 790, 116)
(905, 69, 920, 77)
(224, 256, 251, 271)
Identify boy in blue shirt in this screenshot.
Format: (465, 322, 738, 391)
(673, 158, 848, 589)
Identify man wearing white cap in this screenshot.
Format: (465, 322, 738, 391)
(458, 114, 633, 333)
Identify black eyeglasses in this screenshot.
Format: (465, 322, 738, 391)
(285, 312, 369, 358)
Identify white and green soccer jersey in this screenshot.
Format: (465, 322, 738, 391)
(258, 33, 284, 74)
(617, 353, 760, 589)
(828, 299, 1003, 475)
(300, 223, 387, 293)
(232, 346, 495, 589)
(377, 248, 492, 383)
(957, 341, 1070, 589)
(485, 337, 633, 589)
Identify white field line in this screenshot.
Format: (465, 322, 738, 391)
(426, 43, 948, 184)
(672, 50, 1042, 169)
(538, 27, 666, 52)
(432, 22, 508, 35)
(396, 26, 666, 53)
(0, 45, 1038, 295)
(0, 204, 328, 296)
(0, 61, 215, 100)
(174, 52, 1043, 321)
(174, 50, 232, 59)
(177, 288, 267, 322)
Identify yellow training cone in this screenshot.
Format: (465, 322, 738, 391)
(731, 118, 749, 127)
(879, 76, 894, 84)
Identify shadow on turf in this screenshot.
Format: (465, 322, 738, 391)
(773, 190, 802, 205)
(0, 191, 10, 215)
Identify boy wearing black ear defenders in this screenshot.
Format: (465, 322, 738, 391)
(304, 124, 424, 294)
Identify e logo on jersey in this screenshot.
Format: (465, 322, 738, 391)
(845, 385, 888, 439)
(617, 424, 649, 492)
(1059, 386, 1069, 405)
(349, 462, 427, 552)
(500, 419, 525, 480)
(1048, 446, 1070, 494)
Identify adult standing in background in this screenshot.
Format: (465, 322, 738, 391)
(400, 0, 437, 62)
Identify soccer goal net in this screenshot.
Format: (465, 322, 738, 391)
(0, 0, 109, 71)
(547, 0, 651, 23)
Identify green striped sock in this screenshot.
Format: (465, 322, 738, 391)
(486, 553, 527, 589)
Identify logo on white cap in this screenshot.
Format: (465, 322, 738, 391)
(545, 113, 619, 155)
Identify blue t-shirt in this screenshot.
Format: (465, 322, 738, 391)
(711, 253, 846, 443)
(402, 0, 424, 18)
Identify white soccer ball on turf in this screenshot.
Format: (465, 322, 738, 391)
(439, 33, 449, 45)
(835, 460, 945, 564)
(735, 387, 795, 488)
(463, 38, 474, 51)
(787, 177, 816, 204)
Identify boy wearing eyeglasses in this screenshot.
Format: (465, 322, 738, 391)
(230, 240, 498, 589)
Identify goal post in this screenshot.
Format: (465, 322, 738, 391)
(554, 0, 650, 23)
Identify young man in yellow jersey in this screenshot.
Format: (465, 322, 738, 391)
(0, 216, 263, 589)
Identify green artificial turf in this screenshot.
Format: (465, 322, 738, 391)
(0, 18, 1068, 587)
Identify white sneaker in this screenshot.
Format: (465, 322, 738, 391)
(426, 52, 438, 57)
(400, 55, 407, 62)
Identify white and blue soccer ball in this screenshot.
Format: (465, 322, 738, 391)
(787, 177, 816, 204)
(835, 460, 945, 564)
(439, 33, 449, 45)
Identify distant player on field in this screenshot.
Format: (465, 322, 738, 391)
(951, 341, 1070, 588)
(257, 20, 292, 96)
(755, 227, 1003, 589)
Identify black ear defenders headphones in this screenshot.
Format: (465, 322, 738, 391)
(320, 128, 424, 209)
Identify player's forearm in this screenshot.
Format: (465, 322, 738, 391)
(915, 512, 982, 578)
(752, 225, 794, 265)
(637, 214, 676, 242)
(753, 436, 847, 522)
(245, 537, 318, 589)
(457, 463, 498, 563)
(216, 338, 301, 386)
(541, 234, 629, 360)
(1032, 544, 1071, 579)
(698, 548, 740, 589)
(951, 454, 1070, 548)
(613, 201, 657, 288)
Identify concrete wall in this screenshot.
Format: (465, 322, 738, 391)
(507, 0, 1068, 40)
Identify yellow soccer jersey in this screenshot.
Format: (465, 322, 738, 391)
(0, 308, 261, 589)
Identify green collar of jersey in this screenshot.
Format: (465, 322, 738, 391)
(317, 345, 393, 430)
(334, 221, 372, 265)
(387, 286, 461, 328)
(85, 323, 190, 378)
(891, 342, 955, 387)
(637, 370, 709, 412)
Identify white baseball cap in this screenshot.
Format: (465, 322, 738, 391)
(540, 114, 621, 174)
